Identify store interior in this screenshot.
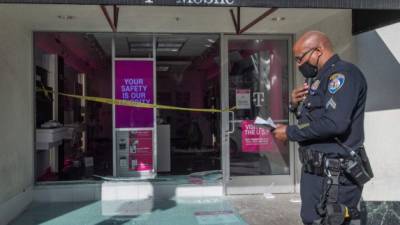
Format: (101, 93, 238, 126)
(34, 32, 222, 181)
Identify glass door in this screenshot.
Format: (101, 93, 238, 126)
(221, 35, 295, 194)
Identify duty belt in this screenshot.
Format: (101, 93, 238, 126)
(299, 147, 348, 176)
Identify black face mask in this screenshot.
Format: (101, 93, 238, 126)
(298, 51, 322, 79)
(299, 61, 318, 78)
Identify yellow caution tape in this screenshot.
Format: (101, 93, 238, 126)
(37, 88, 235, 113)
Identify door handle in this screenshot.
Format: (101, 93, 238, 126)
(228, 111, 235, 134)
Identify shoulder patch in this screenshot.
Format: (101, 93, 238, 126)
(328, 73, 345, 94)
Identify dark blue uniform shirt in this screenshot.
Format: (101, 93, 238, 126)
(287, 54, 368, 155)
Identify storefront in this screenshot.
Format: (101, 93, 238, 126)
(33, 31, 294, 194)
(1, 1, 400, 224)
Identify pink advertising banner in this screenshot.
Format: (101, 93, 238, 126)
(241, 120, 275, 153)
(115, 60, 154, 128)
(128, 130, 153, 172)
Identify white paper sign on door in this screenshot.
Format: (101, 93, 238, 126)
(236, 89, 251, 109)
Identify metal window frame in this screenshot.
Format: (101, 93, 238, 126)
(220, 34, 296, 195)
(1, 0, 400, 10)
(112, 36, 158, 177)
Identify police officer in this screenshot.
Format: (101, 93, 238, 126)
(273, 31, 368, 225)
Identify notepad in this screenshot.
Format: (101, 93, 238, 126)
(254, 116, 277, 129)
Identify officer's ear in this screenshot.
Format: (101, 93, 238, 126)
(314, 47, 323, 56)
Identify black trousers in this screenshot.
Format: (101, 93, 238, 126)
(300, 170, 362, 225)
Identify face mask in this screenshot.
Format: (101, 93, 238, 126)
(298, 50, 322, 78)
(299, 61, 318, 78)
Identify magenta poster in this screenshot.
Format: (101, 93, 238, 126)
(128, 130, 153, 172)
(241, 120, 274, 153)
(115, 60, 154, 128)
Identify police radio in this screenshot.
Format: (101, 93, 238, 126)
(334, 138, 374, 186)
(294, 78, 312, 118)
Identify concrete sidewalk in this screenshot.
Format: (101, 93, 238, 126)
(10, 192, 391, 225)
(229, 194, 303, 225)
(9, 193, 303, 225)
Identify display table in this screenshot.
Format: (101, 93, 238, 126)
(36, 127, 68, 176)
(36, 127, 68, 150)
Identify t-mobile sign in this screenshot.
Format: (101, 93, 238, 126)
(115, 60, 154, 128)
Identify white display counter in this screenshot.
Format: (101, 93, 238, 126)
(36, 127, 68, 150)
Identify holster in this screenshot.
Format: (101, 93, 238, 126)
(359, 147, 374, 179)
(344, 147, 373, 187)
(299, 147, 325, 176)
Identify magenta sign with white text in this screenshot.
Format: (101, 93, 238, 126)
(115, 60, 154, 128)
(241, 120, 275, 153)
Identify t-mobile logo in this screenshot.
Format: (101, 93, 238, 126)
(253, 92, 265, 107)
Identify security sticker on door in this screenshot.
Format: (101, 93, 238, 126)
(236, 89, 251, 109)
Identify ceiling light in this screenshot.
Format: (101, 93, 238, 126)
(158, 38, 187, 43)
(207, 39, 216, 43)
(271, 17, 286, 22)
(157, 66, 170, 72)
(129, 42, 152, 48)
(130, 48, 152, 52)
(205, 44, 212, 48)
(157, 48, 179, 52)
(158, 42, 183, 48)
(57, 15, 75, 20)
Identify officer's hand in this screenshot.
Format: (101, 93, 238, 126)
(290, 83, 309, 107)
(273, 124, 288, 142)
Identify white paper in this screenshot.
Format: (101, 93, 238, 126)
(235, 89, 251, 109)
(254, 116, 277, 129)
(263, 193, 276, 199)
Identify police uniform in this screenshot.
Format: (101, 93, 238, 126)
(287, 54, 368, 225)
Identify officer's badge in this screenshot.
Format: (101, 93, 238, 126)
(310, 80, 320, 95)
(328, 73, 345, 94)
